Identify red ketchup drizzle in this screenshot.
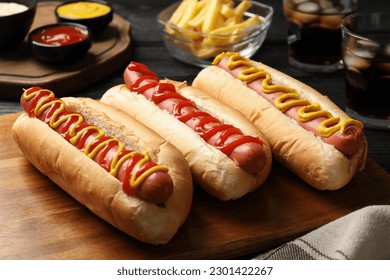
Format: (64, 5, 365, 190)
(127, 62, 263, 157)
(23, 87, 160, 196)
(31, 25, 88, 46)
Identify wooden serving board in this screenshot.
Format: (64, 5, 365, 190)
(1, 112, 390, 260)
(0, 2, 131, 101)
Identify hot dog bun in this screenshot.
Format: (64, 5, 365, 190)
(12, 96, 193, 245)
(101, 82, 272, 201)
(193, 54, 367, 190)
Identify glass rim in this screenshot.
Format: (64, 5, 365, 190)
(341, 12, 390, 44)
(283, 0, 359, 15)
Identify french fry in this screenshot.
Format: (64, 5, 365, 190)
(234, 0, 252, 16)
(187, 1, 208, 29)
(168, 0, 190, 25)
(220, 2, 234, 19)
(176, 0, 200, 29)
(211, 15, 261, 36)
(201, 0, 223, 32)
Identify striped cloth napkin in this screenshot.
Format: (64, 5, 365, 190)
(253, 205, 390, 260)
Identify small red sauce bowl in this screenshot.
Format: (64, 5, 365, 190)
(28, 22, 92, 63)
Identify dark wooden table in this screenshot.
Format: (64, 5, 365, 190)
(1, 0, 388, 173)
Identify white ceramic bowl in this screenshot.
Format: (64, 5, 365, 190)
(0, 0, 37, 51)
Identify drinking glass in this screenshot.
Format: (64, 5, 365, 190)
(283, 0, 359, 73)
(341, 12, 390, 129)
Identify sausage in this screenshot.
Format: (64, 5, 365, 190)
(124, 62, 267, 177)
(215, 54, 365, 157)
(192, 52, 368, 190)
(20, 86, 173, 204)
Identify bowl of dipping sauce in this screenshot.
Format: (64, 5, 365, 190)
(28, 22, 92, 63)
(55, 0, 113, 34)
(0, 0, 37, 51)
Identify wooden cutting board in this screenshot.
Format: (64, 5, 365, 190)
(1, 112, 390, 259)
(0, 2, 131, 101)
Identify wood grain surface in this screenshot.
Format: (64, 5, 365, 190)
(0, 2, 131, 101)
(1, 112, 390, 260)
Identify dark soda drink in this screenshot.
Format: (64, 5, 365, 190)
(342, 12, 390, 129)
(283, 0, 358, 72)
(345, 69, 390, 118)
(287, 22, 342, 66)
(343, 33, 390, 119)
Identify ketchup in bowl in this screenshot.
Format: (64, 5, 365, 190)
(30, 25, 89, 46)
(28, 23, 92, 63)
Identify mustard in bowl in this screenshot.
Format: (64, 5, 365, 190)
(55, 0, 113, 34)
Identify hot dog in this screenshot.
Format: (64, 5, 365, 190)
(12, 86, 193, 245)
(100, 62, 272, 201)
(192, 52, 368, 190)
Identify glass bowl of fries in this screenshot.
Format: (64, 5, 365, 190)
(157, 0, 273, 67)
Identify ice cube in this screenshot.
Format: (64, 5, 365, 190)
(320, 13, 342, 29)
(382, 44, 390, 57)
(319, 0, 334, 10)
(343, 49, 372, 70)
(291, 0, 308, 5)
(297, 1, 320, 13)
(356, 39, 381, 58)
(294, 1, 321, 25)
